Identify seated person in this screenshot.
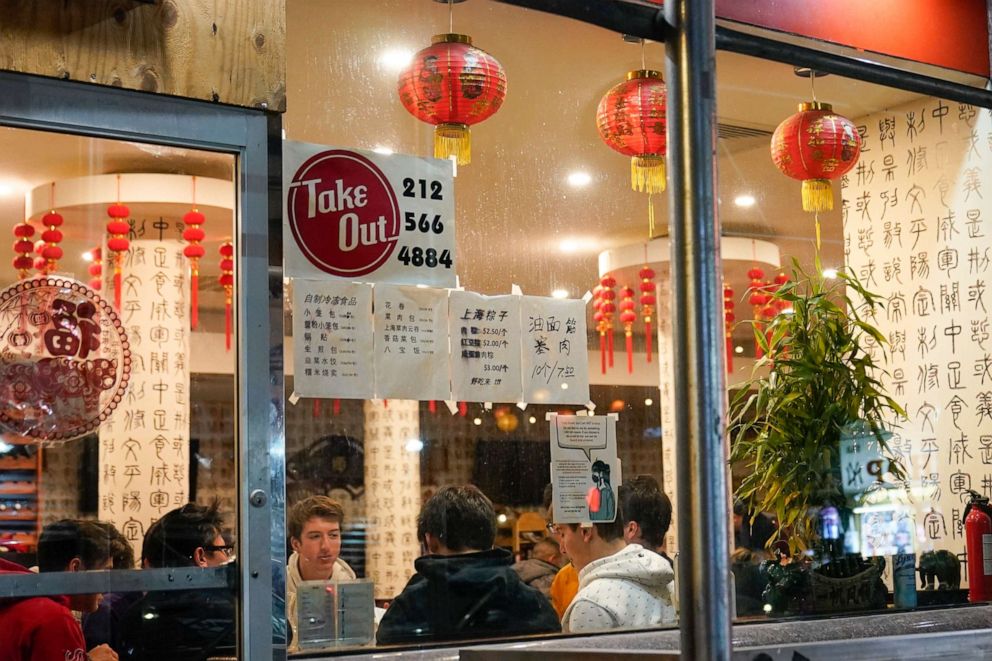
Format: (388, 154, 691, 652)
(619, 475, 674, 566)
(0, 519, 117, 661)
(286, 495, 356, 650)
(512, 537, 565, 598)
(119, 502, 236, 661)
(377, 485, 560, 645)
(82, 521, 141, 655)
(560, 515, 675, 633)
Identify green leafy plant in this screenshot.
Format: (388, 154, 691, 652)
(730, 256, 906, 555)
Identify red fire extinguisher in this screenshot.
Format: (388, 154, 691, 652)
(963, 490, 992, 602)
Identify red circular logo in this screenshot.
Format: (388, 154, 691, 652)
(288, 150, 400, 277)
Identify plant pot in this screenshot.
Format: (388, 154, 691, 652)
(762, 557, 887, 615)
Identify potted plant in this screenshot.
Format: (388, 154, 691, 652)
(729, 256, 906, 614)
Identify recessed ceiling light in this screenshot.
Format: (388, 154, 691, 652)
(566, 171, 592, 187)
(822, 268, 838, 279)
(528, 416, 537, 424)
(372, 145, 394, 155)
(734, 345, 744, 355)
(473, 417, 482, 426)
(81, 251, 94, 262)
(644, 398, 654, 406)
(734, 194, 756, 208)
(551, 289, 569, 299)
(378, 48, 414, 71)
(0, 183, 14, 197)
(497, 513, 508, 523)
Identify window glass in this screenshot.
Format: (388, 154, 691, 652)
(0, 126, 239, 660)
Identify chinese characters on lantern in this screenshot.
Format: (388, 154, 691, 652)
(448, 291, 522, 404)
(520, 296, 588, 404)
(373, 284, 450, 401)
(99, 240, 189, 546)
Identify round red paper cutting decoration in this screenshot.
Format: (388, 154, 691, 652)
(0, 276, 131, 443)
(287, 150, 400, 278)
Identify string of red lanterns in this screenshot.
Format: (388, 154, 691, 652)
(619, 286, 637, 374)
(183, 177, 206, 330)
(106, 176, 130, 311)
(723, 283, 735, 374)
(88, 247, 103, 291)
(219, 241, 234, 352)
(39, 184, 64, 275)
(638, 266, 656, 363)
(599, 276, 617, 370)
(11, 221, 34, 279)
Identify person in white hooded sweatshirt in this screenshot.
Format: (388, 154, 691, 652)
(558, 512, 676, 633)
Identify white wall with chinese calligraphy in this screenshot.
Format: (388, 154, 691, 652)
(99, 239, 190, 548)
(844, 97, 992, 581)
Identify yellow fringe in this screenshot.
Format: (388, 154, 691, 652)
(815, 213, 821, 250)
(632, 155, 666, 194)
(435, 124, 471, 165)
(647, 194, 655, 238)
(801, 179, 833, 213)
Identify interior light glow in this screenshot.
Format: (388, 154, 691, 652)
(0, 182, 15, 197)
(551, 289, 569, 299)
(81, 251, 94, 262)
(822, 268, 838, 279)
(372, 145, 394, 155)
(644, 398, 653, 406)
(497, 513, 508, 523)
(528, 416, 537, 424)
(566, 171, 592, 187)
(404, 438, 424, 453)
(734, 194, 756, 208)
(734, 345, 744, 355)
(378, 48, 414, 71)
(473, 417, 482, 426)
(559, 238, 595, 254)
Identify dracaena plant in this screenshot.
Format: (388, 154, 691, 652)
(729, 256, 906, 555)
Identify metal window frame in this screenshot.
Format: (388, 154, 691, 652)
(0, 70, 283, 661)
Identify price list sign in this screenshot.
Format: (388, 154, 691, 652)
(292, 279, 373, 399)
(520, 295, 589, 405)
(284, 142, 456, 288)
(373, 283, 450, 401)
(448, 291, 522, 403)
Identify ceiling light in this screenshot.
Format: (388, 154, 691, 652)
(378, 48, 414, 71)
(404, 438, 424, 453)
(497, 513, 508, 523)
(734, 345, 744, 355)
(473, 417, 482, 426)
(372, 145, 394, 156)
(644, 398, 654, 406)
(822, 268, 838, 279)
(528, 416, 537, 424)
(81, 251, 94, 262)
(566, 171, 592, 187)
(551, 289, 569, 299)
(734, 194, 756, 208)
(558, 238, 595, 254)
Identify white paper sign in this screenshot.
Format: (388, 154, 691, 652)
(292, 279, 373, 399)
(448, 291, 522, 403)
(283, 141, 456, 288)
(550, 414, 621, 524)
(373, 284, 450, 400)
(520, 296, 589, 404)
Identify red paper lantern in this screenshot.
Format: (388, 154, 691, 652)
(397, 33, 507, 166)
(11, 222, 35, 279)
(88, 246, 103, 291)
(183, 206, 206, 330)
(619, 286, 637, 374)
(771, 101, 861, 213)
(106, 203, 130, 311)
(638, 266, 656, 363)
(219, 241, 234, 351)
(600, 276, 617, 369)
(597, 70, 668, 194)
(39, 211, 64, 275)
(723, 284, 735, 374)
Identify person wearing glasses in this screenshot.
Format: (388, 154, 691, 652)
(118, 501, 236, 661)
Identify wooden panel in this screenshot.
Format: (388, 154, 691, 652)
(0, 0, 285, 111)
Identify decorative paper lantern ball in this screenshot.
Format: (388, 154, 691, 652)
(42, 212, 63, 227)
(183, 244, 206, 259)
(13, 256, 33, 271)
(107, 237, 130, 252)
(774, 272, 789, 286)
(13, 239, 34, 254)
(771, 101, 861, 212)
(620, 310, 637, 324)
(13, 224, 34, 238)
(494, 407, 518, 433)
(107, 204, 130, 219)
(107, 220, 129, 237)
(761, 304, 777, 318)
(638, 266, 656, 280)
(746, 267, 765, 281)
(397, 33, 507, 165)
(597, 70, 668, 194)
(748, 291, 768, 307)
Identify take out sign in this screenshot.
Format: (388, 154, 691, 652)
(283, 140, 456, 288)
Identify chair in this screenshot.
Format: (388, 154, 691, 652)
(513, 511, 548, 554)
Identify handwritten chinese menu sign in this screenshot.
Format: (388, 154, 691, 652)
(292, 279, 373, 399)
(521, 296, 589, 405)
(283, 142, 456, 288)
(448, 291, 522, 403)
(550, 414, 621, 525)
(373, 284, 449, 401)
(0, 277, 130, 442)
(843, 97, 992, 578)
(99, 240, 189, 547)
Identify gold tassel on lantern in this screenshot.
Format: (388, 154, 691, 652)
(435, 123, 471, 165)
(802, 179, 833, 213)
(632, 155, 666, 194)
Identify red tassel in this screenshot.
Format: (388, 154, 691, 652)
(626, 333, 634, 374)
(333, 399, 341, 415)
(114, 268, 122, 311)
(458, 401, 467, 417)
(726, 335, 733, 374)
(225, 302, 232, 351)
(313, 399, 321, 417)
(383, 399, 388, 409)
(645, 321, 653, 362)
(190, 272, 199, 330)
(608, 330, 614, 368)
(600, 333, 607, 374)
(428, 400, 437, 414)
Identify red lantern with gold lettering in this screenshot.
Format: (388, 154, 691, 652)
(771, 101, 861, 214)
(597, 70, 668, 194)
(397, 34, 507, 166)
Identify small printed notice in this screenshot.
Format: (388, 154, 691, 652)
(448, 291, 522, 403)
(520, 296, 589, 405)
(838, 424, 899, 499)
(373, 284, 450, 400)
(550, 414, 621, 524)
(292, 279, 373, 399)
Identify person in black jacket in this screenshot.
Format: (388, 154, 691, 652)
(376, 485, 560, 645)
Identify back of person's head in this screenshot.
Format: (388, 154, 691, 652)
(532, 537, 560, 560)
(93, 520, 136, 569)
(618, 474, 672, 548)
(38, 519, 113, 573)
(288, 495, 344, 541)
(142, 501, 223, 568)
(417, 485, 496, 552)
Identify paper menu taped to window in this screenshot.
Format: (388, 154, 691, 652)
(520, 295, 589, 405)
(373, 283, 450, 400)
(291, 279, 374, 399)
(448, 291, 523, 403)
(550, 414, 621, 524)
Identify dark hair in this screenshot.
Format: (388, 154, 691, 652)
(417, 485, 496, 552)
(38, 519, 114, 573)
(618, 475, 672, 548)
(566, 516, 625, 542)
(288, 495, 344, 541)
(591, 460, 610, 480)
(92, 520, 136, 569)
(142, 501, 224, 568)
(542, 483, 554, 511)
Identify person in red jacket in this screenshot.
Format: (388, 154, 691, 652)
(0, 519, 117, 661)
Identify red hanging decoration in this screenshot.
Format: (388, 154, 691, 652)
(458, 401, 468, 417)
(428, 400, 437, 414)
(106, 177, 131, 312)
(11, 221, 35, 279)
(619, 286, 637, 374)
(332, 399, 341, 416)
(87, 247, 103, 291)
(397, 33, 507, 166)
(771, 101, 861, 215)
(32, 239, 46, 274)
(592, 285, 607, 375)
(747, 266, 768, 358)
(39, 210, 64, 275)
(638, 267, 656, 363)
(313, 399, 321, 418)
(597, 70, 668, 194)
(183, 178, 206, 330)
(723, 284, 735, 374)
(219, 241, 234, 352)
(600, 276, 617, 369)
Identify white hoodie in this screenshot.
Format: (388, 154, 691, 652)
(562, 543, 676, 633)
(286, 551, 356, 651)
